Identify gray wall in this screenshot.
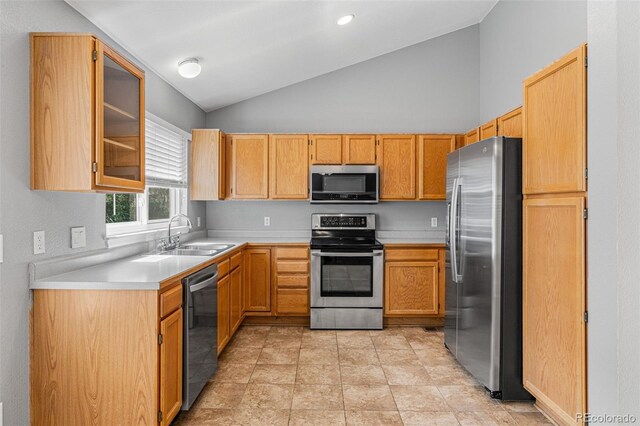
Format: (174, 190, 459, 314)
(206, 24, 480, 133)
(479, 0, 587, 122)
(205, 25, 481, 235)
(588, 0, 640, 418)
(0, 1, 206, 424)
(207, 201, 446, 234)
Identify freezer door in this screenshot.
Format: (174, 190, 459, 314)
(456, 137, 503, 393)
(444, 150, 460, 355)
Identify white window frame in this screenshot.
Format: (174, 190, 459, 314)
(106, 113, 190, 237)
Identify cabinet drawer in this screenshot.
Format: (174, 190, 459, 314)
(276, 247, 309, 260)
(385, 248, 439, 262)
(230, 252, 243, 270)
(217, 259, 230, 277)
(160, 284, 182, 318)
(277, 260, 309, 274)
(276, 275, 309, 289)
(277, 289, 309, 315)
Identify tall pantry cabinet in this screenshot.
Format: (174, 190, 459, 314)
(522, 44, 588, 425)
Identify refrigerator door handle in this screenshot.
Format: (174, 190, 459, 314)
(450, 178, 461, 283)
(445, 202, 451, 246)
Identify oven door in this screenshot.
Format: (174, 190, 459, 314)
(310, 249, 383, 308)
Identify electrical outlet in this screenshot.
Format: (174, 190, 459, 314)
(33, 230, 45, 255)
(71, 226, 86, 249)
(264, 217, 270, 227)
(431, 217, 438, 227)
(197, 217, 201, 227)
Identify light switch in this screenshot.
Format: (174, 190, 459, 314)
(197, 217, 201, 227)
(431, 217, 438, 227)
(33, 231, 45, 255)
(71, 227, 86, 249)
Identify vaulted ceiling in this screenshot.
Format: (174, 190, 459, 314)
(67, 1, 497, 111)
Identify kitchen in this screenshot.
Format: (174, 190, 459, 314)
(1, 1, 639, 425)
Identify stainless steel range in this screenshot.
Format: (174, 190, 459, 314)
(310, 213, 384, 329)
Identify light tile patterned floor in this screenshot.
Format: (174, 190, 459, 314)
(175, 326, 553, 425)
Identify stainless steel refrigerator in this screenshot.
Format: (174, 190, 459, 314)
(444, 136, 531, 401)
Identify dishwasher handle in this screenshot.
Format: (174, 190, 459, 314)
(189, 272, 218, 293)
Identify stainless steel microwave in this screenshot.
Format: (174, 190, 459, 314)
(310, 165, 379, 204)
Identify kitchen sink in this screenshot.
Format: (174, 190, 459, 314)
(157, 243, 235, 257)
(181, 243, 235, 251)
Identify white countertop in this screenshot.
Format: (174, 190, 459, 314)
(31, 234, 444, 291)
(30, 240, 242, 291)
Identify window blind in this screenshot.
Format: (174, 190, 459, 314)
(145, 118, 187, 188)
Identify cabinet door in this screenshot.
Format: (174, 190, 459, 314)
(217, 275, 231, 353)
(230, 265, 243, 334)
(377, 134, 416, 200)
(95, 40, 145, 192)
(523, 45, 587, 194)
(190, 130, 225, 200)
(498, 107, 523, 138)
(464, 128, 480, 146)
(310, 134, 342, 164)
(343, 135, 377, 164)
(231, 134, 269, 199)
(159, 309, 183, 426)
(269, 134, 309, 199)
(479, 119, 497, 139)
(385, 261, 438, 315)
(417, 134, 456, 200)
(244, 248, 272, 312)
(523, 196, 585, 424)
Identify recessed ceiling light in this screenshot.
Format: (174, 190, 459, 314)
(337, 14, 355, 26)
(178, 58, 201, 79)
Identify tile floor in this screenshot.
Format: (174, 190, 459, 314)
(175, 326, 553, 425)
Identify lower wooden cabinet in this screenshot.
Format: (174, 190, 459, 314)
(159, 308, 183, 426)
(31, 284, 184, 425)
(274, 245, 310, 315)
(245, 247, 272, 313)
(523, 196, 586, 424)
(384, 246, 444, 317)
(230, 263, 243, 333)
(217, 274, 231, 353)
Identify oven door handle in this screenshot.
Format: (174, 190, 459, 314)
(311, 252, 382, 257)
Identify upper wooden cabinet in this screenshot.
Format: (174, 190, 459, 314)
(479, 119, 498, 140)
(31, 33, 145, 193)
(417, 135, 456, 200)
(498, 107, 523, 138)
(464, 127, 480, 146)
(230, 134, 269, 199)
(377, 135, 416, 200)
(190, 129, 226, 200)
(309, 134, 342, 164)
(523, 196, 586, 425)
(523, 45, 587, 195)
(269, 134, 309, 199)
(343, 134, 377, 164)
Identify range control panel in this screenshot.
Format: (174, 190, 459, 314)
(312, 214, 376, 230)
(320, 216, 367, 228)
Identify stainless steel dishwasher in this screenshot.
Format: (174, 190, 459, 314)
(182, 263, 218, 410)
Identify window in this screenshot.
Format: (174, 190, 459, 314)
(106, 113, 189, 235)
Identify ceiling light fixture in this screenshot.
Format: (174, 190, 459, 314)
(337, 14, 355, 26)
(178, 58, 201, 79)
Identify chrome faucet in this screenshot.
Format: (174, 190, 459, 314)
(158, 214, 193, 251)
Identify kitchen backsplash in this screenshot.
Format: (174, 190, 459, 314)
(206, 201, 447, 232)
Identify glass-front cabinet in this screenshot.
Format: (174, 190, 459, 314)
(30, 33, 145, 193)
(96, 41, 145, 191)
